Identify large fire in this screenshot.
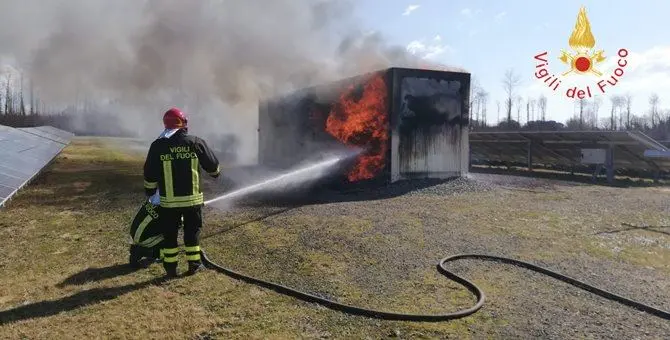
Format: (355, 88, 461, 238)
(325, 73, 388, 182)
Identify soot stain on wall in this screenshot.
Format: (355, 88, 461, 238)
(260, 69, 469, 184)
(261, 76, 384, 185)
(398, 77, 465, 171)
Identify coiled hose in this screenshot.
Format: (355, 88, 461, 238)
(200, 246, 670, 321)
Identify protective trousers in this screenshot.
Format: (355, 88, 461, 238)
(160, 205, 203, 274)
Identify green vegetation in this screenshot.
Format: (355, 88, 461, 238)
(0, 137, 668, 339)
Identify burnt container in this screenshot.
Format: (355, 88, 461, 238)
(257, 67, 471, 189)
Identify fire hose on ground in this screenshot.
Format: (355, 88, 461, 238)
(196, 221, 670, 322)
(188, 158, 669, 322)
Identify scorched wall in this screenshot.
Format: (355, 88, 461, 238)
(258, 67, 470, 186)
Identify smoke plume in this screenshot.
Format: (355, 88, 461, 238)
(0, 0, 457, 164)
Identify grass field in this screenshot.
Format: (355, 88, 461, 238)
(1, 137, 669, 339)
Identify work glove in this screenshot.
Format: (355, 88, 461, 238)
(148, 190, 161, 206)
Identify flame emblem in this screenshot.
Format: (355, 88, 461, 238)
(559, 6, 606, 76)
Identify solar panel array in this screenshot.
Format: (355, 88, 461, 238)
(470, 130, 670, 171)
(0, 124, 74, 207)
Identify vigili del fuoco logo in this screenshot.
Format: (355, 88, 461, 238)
(533, 6, 629, 100)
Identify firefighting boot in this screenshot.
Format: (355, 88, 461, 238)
(185, 261, 206, 276)
(151, 246, 163, 263)
(128, 245, 143, 269)
(163, 262, 178, 278)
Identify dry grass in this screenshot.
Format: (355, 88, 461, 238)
(0, 137, 669, 339)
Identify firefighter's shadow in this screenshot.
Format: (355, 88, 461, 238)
(0, 277, 163, 326)
(56, 263, 141, 288)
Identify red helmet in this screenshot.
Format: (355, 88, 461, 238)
(163, 107, 188, 129)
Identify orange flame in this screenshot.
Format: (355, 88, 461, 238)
(325, 73, 388, 181)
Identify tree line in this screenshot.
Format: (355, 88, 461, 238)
(469, 69, 670, 141)
(1, 70, 669, 142)
(0, 73, 72, 128)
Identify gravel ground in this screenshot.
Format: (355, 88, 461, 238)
(199, 173, 670, 339)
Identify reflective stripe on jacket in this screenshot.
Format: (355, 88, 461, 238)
(143, 129, 220, 208)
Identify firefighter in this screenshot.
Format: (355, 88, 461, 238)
(128, 190, 166, 268)
(128, 189, 187, 268)
(143, 107, 221, 277)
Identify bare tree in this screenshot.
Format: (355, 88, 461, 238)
(609, 95, 622, 130)
(617, 96, 626, 130)
(496, 100, 501, 124)
(649, 93, 660, 127)
(504, 100, 512, 124)
(537, 95, 547, 121)
(470, 77, 482, 127)
(530, 99, 537, 123)
(600, 117, 613, 130)
(578, 98, 586, 129)
(19, 73, 26, 116)
(472, 94, 481, 129)
(502, 69, 521, 123)
(629, 114, 646, 130)
(566, 116, 581, 129)
(29, 77, 35, 115)
(480, 90, 489, 126)
(583, 100, 595, 129)
(526, 98, 530, 125)
(5, 75, 11, 114)
(516, 96, 523, 123)
(0, 77, 3, 115)
(623, 93, 632, 129)
(592, 96, 601, 129)
(588, 99, 600, 129)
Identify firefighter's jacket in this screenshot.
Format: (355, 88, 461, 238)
(130, 198, 164, 248)
(143, 129, 220, 208)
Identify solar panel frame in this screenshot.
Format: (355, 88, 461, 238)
(18, 127, 70, 145)
(470, 130, 670, 172)
(34, 125, 75, 141)
(0, 124, 73, 208)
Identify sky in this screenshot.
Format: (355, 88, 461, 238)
(354, 0, 670, 126)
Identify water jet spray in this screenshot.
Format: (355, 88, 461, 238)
(204, 152, 356, 207)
